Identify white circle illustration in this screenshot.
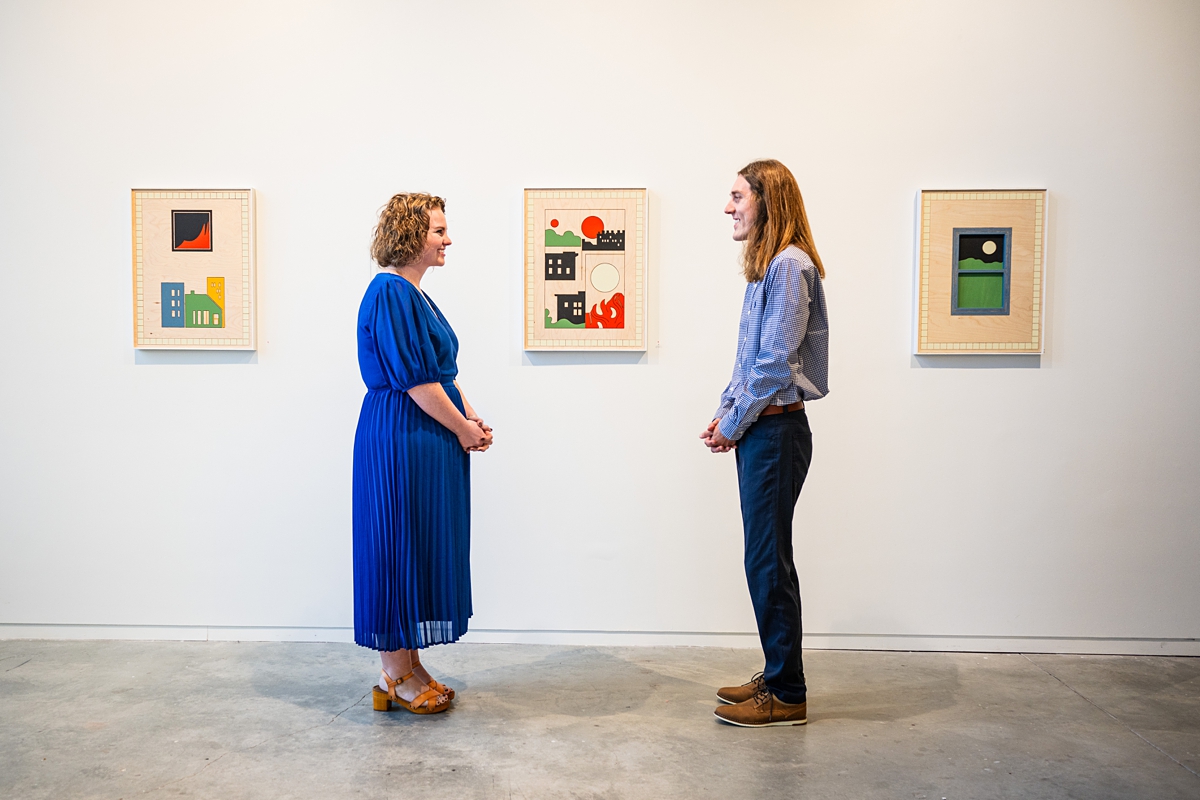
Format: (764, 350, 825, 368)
(590, 262, 620, 293)
(982, 240, 997, 255)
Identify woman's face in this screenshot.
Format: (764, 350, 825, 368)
(417, 209, 452, 267)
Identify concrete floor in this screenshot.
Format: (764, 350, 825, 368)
(1, 642, 1197, 799)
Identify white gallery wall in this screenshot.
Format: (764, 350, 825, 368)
(2, 0, 1198, 655)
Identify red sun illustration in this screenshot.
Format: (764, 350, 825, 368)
(550, 218, 559, 228)
(580, 215, 605, 239)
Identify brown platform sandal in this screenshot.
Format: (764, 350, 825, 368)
(412, 653, 455, 701)
(372, 670, 450, 715)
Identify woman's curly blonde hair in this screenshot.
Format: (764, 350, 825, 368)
(370, 193, 446, 268)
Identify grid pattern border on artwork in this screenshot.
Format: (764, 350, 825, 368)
(132, 190, 255, 349)
(524, 189, 647, 351)
(918, 190, 1045, 353)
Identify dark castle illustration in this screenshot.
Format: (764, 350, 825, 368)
(582, 230, 624, 251)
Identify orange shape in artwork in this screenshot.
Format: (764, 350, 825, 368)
(550, 218, 559, 228)
(580, 215, 605, 240)
(178, 222, 210, 250)
(585, 292, 625, 329)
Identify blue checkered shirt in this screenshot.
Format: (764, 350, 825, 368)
(713, 245, 829, 441)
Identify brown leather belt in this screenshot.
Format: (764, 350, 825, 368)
(760, 401, 804, 416)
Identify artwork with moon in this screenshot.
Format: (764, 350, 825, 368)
(915, 190, 1045, 354)
(525, 189, 646, 350)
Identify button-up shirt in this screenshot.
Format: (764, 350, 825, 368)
(713, 245, 830, 441)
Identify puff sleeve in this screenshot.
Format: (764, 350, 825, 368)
(367, 278, 442, 391)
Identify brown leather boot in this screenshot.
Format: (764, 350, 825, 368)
(716, 672, 766, 705)
(713, 688, 807, 727)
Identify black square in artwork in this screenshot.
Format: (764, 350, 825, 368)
(172, 210, 212, 251)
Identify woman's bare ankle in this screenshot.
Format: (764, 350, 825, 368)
(379, 649, 413, 691)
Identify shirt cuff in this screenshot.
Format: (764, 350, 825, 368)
(717, 414, 742, 442)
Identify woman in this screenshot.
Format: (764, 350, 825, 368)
(353, 193, 492, 715)
(701, 160, 829, 727)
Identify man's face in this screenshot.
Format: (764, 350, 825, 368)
(725, 174, 757, 242)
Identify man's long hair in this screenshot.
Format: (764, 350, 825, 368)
(739, 160, 825, 282)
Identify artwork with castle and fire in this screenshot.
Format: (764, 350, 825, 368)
(131, 189, 257, 349)
(524, 189, 646, 351)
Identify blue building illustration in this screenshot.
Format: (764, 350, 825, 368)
(161, 282, 185, 328)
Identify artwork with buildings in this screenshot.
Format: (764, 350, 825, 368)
(524, 189, 646, 351)
(132, 189, 256, 349)
(915, 190, 1046, 354)
(160, 278, 225, 328)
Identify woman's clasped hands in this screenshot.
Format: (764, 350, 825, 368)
(460, 415, 493, 452)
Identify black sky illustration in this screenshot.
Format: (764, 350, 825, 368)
(958, 233, 1005, 263)
(173, 211, 212, 249)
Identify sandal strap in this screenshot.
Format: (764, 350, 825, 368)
(381, 669, 416, 698)
(410, 687, 444, 710)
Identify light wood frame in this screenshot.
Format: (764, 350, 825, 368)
(524, 188, 646, 351)
(132, 189, 256, 350)
(916, 190, 1046, 354)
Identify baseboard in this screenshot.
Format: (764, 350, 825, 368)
(0, 624, 356, 644)
(801, 633, 1200, 657)
(1, 624, 1196, 656)
(459, 629, 762, 648)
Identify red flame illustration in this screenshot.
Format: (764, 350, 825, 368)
(178, 222, 210, 250)
(585, 292, 625, 329)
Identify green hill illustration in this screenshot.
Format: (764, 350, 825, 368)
(958, 257, 1000, 271)
(544, 309, 584, 329)
(546, 229, 583, 247)
(957, 257, 1004, 308)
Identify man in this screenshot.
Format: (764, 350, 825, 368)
(701, 159, 829, 727)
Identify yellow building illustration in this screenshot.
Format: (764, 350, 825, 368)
(206, 277, 225, 311)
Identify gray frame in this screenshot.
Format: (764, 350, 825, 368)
(951, 227, 1011, 315)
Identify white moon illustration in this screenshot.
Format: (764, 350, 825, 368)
(982, 240, 997, 255)
(590, 262, 620, 293)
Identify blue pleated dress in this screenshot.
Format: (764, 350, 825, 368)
(352, 273, 472, 651)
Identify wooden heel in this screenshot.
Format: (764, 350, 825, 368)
(372, 686, 393, 712)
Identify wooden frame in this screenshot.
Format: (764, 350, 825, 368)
(524, 188, 646, 351)
(916, 190, 1046, 354)
(132, 189, 256, 350)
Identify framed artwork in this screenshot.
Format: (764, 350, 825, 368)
(524, 188, 646, 351)
(916, 190, 1046, 354)
(132, 189, 256, 349)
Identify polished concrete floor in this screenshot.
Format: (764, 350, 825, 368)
(1, 641, 1198, 799)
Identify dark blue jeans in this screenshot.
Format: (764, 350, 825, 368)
(735, 409, 812, 705)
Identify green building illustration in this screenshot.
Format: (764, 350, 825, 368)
(185, 289, 223, 328)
